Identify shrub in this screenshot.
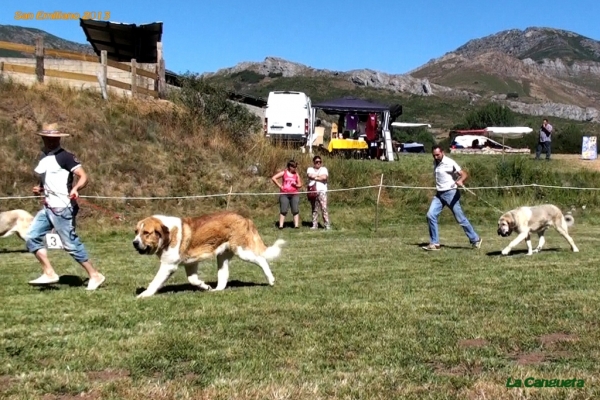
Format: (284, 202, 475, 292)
(463, 103, 516, 129)
(172, 73, 261, 146)
(231, 70, 264, 84)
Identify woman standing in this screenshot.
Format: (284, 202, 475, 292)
(271, 160, 302, 229)
(306, 156, 331, 230)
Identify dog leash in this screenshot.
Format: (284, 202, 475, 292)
(460, 185, 505, 214)
(43, 189, 125, 221)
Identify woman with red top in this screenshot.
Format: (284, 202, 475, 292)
(271, 160, 303, 229)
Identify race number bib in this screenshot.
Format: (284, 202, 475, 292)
(45, 233, 64, 250)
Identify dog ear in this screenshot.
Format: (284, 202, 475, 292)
(159, 223, 170, 247)
(506, 212, 517, 228)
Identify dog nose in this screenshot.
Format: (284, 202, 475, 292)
(132, 240, 139, 247)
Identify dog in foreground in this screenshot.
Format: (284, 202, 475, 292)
(132, 211, 285, 298)
(0, 209, 33, 241)
(497, 204, 579, 255)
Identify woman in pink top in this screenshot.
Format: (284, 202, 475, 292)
(271, 160, 302, 229)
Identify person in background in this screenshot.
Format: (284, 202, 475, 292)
(423, 145, 482, 251)
(271, 160, 302, 229)
(307, 156, 331, 230)
(536, 118, 553, 160)
(365, 112, 378, 159)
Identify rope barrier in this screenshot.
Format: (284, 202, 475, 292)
(1, 183, 597, 201)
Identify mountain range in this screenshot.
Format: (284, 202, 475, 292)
(2, 24, 599, 124)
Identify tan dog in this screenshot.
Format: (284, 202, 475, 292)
(132, 211, 285, 298)
(497, 204, 579, 256)
(0, 209, 34, 241)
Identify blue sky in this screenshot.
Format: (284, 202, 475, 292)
(2, 0, 599, 76)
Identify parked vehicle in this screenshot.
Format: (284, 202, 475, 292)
(264, 91, 314, 145)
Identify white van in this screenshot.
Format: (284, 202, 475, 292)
(264, 91, 314, 144)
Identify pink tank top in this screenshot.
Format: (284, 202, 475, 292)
(281, 169, 299, 193)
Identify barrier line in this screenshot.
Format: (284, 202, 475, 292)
(0, 183, 597, 201)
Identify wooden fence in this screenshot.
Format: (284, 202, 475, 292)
(0, 37, 166, 99)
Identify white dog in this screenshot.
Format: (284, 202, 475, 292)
(0, 209, 34, 241)
(497, 204, 579, 255)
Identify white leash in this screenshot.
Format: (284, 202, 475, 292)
(460, 185, 504, 214)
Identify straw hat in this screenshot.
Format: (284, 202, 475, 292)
(37, 123, 70, 138)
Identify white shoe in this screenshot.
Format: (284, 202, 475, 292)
(86, 274, 105, 291)
(28, 274, 60, 286)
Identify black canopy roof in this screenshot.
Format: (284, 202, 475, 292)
(312, 97, 391, 115)
(80, 19, 163, 63)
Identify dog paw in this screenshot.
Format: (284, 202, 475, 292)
(136, 290, 154, 299)
(573, 248, 580, 253)
(501, 248, 511, 256)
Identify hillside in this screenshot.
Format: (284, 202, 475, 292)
(0, 24, 94, 57)
(410, 28, 600, 111)
(203, 27, 600, 124)
(2, 23, 600, 129)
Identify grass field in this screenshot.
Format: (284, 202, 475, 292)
(1, 202, 600, 399)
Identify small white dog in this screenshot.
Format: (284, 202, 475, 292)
(0, 209, 34, 241)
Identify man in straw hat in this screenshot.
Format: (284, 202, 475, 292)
(26, 123, 105, 290)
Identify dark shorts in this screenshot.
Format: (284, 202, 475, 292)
(279, 193, 299, 215)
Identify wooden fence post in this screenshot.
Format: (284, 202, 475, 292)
(98, 50, 108, 100)
(375, 174, 384, 232)
(156, 41, 166, 98)
(35, 37, 44, 83)
(130, 58, 137, 98)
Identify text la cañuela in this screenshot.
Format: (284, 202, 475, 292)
(506, 377, 584, 388)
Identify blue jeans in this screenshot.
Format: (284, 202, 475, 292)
(426, 189, 480, 245)
(536, 141, 551, 159)
(26, 206, 89, 263)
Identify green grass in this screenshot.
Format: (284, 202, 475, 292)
(1, 203, 600, 399)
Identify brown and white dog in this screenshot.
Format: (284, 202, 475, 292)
(0, 209, 34, 241)
(132, 211, 285, 298)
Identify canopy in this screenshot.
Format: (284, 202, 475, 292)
(80, 19, 163, 63)
(312, 97, 391, 114)
(453, 134, 510, 149)
(484, 126, 533, 139)
(391, 122, 432, 128)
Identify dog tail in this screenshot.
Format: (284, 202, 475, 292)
(262, 239, 286, 260)
(565, 212, 575, 227)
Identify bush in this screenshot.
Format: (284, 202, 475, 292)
(172, 73, 261, 146)
(462, 103, 517, 129)
(231, 70, 264, 84)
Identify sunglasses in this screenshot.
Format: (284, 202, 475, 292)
(314, 160, 322, 164)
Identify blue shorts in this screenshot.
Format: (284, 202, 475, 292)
(26, 205, 89, 263)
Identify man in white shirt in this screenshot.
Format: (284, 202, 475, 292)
(423, 145, 482, 251)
